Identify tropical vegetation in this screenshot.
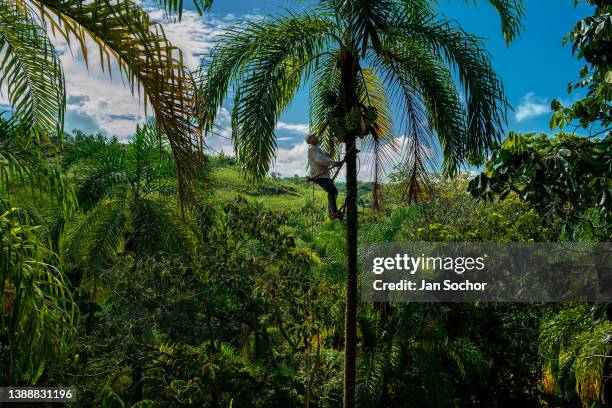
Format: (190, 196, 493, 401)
(197, 1, 523, 404)
(0, 0, 610, 407)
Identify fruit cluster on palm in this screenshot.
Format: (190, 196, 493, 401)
(198, 0, 523, 405)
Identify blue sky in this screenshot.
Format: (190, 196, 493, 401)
(200, 0, 594, 176)
(200, 0, 593, 136)
(0, 0, 593, 177)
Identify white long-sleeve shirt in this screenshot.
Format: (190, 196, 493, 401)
(308, 145, 336, 179)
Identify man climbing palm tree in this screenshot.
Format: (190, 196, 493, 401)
(306, 133, 343, 219)
(198, 1, 524, 405)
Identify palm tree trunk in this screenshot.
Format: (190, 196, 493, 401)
(344, 131, 358, 408)
(340, 47, 359, 408)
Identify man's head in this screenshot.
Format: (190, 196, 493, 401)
(306, 134, 319, 145)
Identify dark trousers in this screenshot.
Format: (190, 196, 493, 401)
(314, 178, 338, 214)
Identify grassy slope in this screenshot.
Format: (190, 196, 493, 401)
(210, 158, 332, 212)
(210, 157, 375, 212)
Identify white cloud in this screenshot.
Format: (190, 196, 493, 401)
(276, 121, 310, 135)
(0, 83, 8, 106)
(270, 143, 310, 177)
(217, 107, 232, 123)
(44, 7, 230, 139)
(144, 8, 229, 70)
(53, 41, 146, 140)
(514, 92, 550, 122)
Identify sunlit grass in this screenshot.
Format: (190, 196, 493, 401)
(210, 161, 343, 212)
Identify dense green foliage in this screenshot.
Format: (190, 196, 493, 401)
(468, 132, 611, 240)
(0, 0, 210, 199)
(0, 1, 610, 407)
(3, 128, 608, 406)
(550, 0, 610, 136)
(466, 3, 612, 404)
(198, 2, 521, 404)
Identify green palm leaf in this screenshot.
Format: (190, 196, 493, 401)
(374, 41, 465, 175)
(0, 0, 64, 140)
(150, 0, 213, 19)
(388, 15, 508, 160)
(0, 117, 76, 212)
(357, 67, 396, 184)
(27, 0, 204, 200)
(397, 0, 524, 44)
(480, 0, 524, 44)
(0, 207, 75, 384)
(200, 14, 336, 181)
(130, 197, 192, 257)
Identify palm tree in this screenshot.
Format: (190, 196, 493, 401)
(64, 122, 191, 287)
(197, 1, 523, 406)
(0, 0, 212, 200)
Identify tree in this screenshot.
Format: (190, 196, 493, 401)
(468, 4, 612, 403)
(468, 132, 611, 240)
(0, 206, 76, 385)
(0, 117, 76, 385)
(197, 1, 521, 405)
(549, 0, 611, 138)
(63, 123, 191, 289)
(0, 115, 75, 211)
(0, 0, 212, 200)
(469, 0, 612, 240)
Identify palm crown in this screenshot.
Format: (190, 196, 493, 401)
(64, 122, 189, 268)
(198, 0, 522, 194)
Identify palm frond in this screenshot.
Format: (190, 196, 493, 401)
(393, 75, 436, 203)
(87, 201, 128, 264)
(388, 15, 508, 161)
(357, 67, 396, 181)
(356, 346, 385, 406)
(64, 199, 126, 261)
(149, 0, 213, 19)
(0, 117, 76, 212)
(130, 122, 178, 190)
(373, 40, 465, 176)
(539, 305, 611, 404)
(60, 131, 112, 170)
(396, 0, 524, 44)
(480, 0, 524, 44)
(70, 137, 129, 210)
(309, 52, 341, 153)
(0, 0, 64, 140)
(30, 0, 204, 201)
(0, 207, 76, 384)
(76, 168, 130, 211)
(446, 337, 486, 382)
(336, 0, 391, 54)
(199, 14, 336, 181)
(129, 197, 192, 257)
